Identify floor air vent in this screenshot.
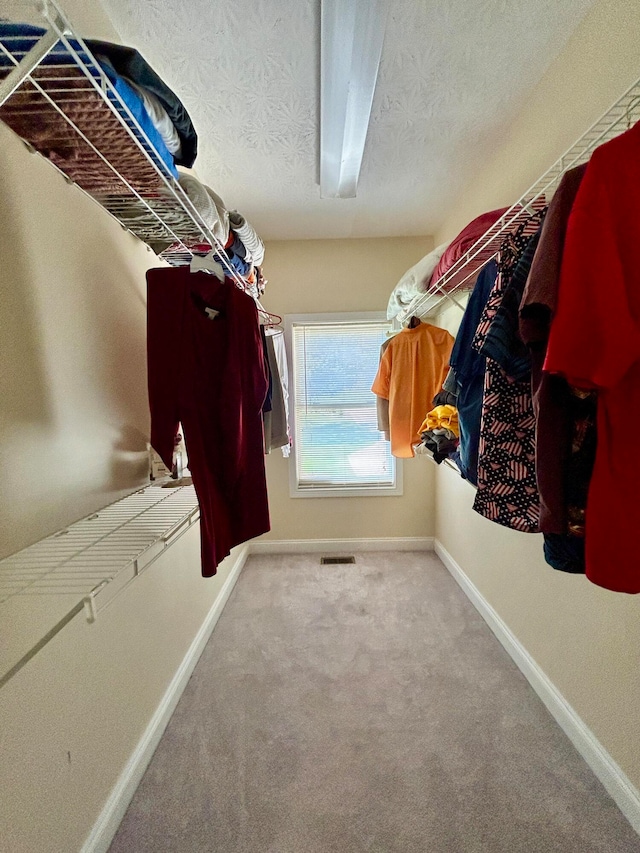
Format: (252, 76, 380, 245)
(321, 556, 356, 565)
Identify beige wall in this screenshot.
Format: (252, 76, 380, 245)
(435, 467, 640, 789)
(3, 0, 118, 38)
(0, 122, 154, 558)
(0, 527, 240, 853)
(434, 0, 640, 792)
(435, 0, 640, 246)
(259, 237, 437, 541)
(0, 3, 240, 851)
(0, 0, 150, 560)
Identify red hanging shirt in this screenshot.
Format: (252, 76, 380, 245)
(544, 122, 640, 593)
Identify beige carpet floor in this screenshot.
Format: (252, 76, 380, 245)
(108, 551, 640, 852)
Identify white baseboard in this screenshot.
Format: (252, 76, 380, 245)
(81, 544, 249, 853)
(434, 539, 640, 834)
(250, 536, 434, 555)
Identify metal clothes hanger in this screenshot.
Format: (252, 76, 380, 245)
(263, 314, 283, 330)
(256, 299, 282, 328)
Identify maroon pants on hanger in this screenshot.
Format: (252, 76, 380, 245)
(146, 267, 270, 576)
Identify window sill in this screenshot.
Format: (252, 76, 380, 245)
(289, 481, 403, 499)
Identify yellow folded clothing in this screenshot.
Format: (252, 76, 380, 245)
(420, 404, 459, 438)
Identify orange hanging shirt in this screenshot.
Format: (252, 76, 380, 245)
(372, 323, 454, 458)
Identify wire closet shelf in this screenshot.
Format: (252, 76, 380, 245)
(0, 0, 262, 301)
(0, 0, 261, 689)
(396, 77, 640, 324)
(0, 485, 201, 689)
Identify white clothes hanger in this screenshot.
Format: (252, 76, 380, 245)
(190, 249, 225, 280)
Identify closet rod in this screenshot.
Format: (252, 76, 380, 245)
(397, 73, 640, 323)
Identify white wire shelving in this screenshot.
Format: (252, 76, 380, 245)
(0, 2, 271, 690)
(0, 484, 200, 689)
(396, 75, 640, 323)
(0, 0, 261, 300)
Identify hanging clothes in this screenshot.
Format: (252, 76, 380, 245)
(263, 330, 290, 454)
(260, 326, 273, 416)
(146, 267, 270, 577)
(448, 260, 497, 484)
(520, 165, 588, 534)
(544, 121, 640, 594)
(371, 322, 453, 458)
(270, 329, 291, 458)
(375, 337, 393, 441)
(519, 164, 593, 575)
(471, 211, 545, 533)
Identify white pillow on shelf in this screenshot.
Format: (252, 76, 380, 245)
(386, 242, 449, 320)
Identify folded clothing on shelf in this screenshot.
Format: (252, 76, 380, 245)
(430, 207, 508, 288)
(119, 74, 182, 158)
(0, 65, 180, 187)
(420, 430, 459, 464)
(0, 23, 197, 173)
(0, 22, 180, 180)
(229, 210, 265, 266)
(419, 404, 459, 438)
(176, 172, 230, 245)
(86, 39, 198, 168)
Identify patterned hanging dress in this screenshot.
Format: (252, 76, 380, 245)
(471, 208, 546, 533)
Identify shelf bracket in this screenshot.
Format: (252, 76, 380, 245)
(83, 579, 110, 623)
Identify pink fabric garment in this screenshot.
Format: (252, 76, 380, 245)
(429, 208, 508, 289)
(147, 267, 270, 577)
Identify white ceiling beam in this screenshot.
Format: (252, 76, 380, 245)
(320, 0, 390, 199)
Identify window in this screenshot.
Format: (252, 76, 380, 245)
(286, 313, 402, 497)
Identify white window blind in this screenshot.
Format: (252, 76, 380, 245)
(289, 316, 398, 495)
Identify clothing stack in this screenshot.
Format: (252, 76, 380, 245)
(385, 206, 537, 323)
(176, 172, 266, 299)
(0, 23, 269, 290)
(0, 24, 198, 186)
(418, 403, 459, 464)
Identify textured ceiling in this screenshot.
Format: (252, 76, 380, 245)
(98, 0, 595, 241)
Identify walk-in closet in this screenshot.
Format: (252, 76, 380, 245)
(1, 1, 640, 851)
